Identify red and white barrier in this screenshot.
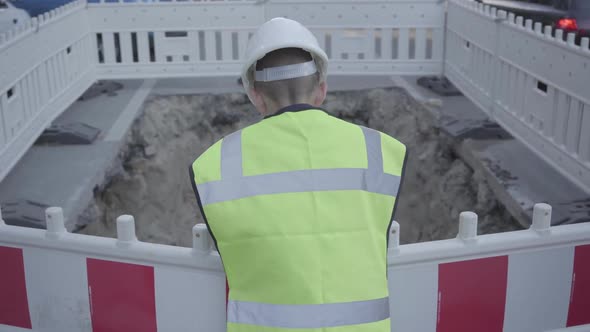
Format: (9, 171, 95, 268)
(389, 243, 590, 331)
(0, 209, 226, 332)
(0, 204, 589, 332)
(388, 207, 590, 332)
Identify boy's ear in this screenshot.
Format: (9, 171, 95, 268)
(249, 87, 268, 115)
(313, 81, 328, 107)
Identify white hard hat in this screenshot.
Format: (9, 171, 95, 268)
(241, 17, 329, 92)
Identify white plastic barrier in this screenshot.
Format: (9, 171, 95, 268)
(1, 204, 589, 331)
(87, 0, 445, 79)
(0, 0, 96, 182)
(1, 0, 590, 194)
(0, 0, 446, 183)
(445, 0, 590, 193)
(0, 208, 226, 332)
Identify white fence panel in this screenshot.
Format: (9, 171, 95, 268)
(119, 31, 133, 64)
(2, 0, 588, 195)
(87, 0, 263, 79)
(265, 0, 445, 75)
(101, 32, 117, 64)
(445, 0, 590, 193)
(87, 0, 445, 79)
(0, 1, 95, 182)
(137, 31, 151, 64)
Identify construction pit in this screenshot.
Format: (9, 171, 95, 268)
(76, 83, 522, 247)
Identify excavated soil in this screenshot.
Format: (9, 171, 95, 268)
(79, 88, 521, 246)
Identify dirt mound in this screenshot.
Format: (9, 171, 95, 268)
(79, 88, 521, 246)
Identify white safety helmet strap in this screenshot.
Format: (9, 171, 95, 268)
(241, 17, 329, 97)
(254, 60, 317, 83)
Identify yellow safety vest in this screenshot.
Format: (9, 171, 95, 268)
(190, 104, 407, 332)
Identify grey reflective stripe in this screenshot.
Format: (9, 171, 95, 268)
(198, 126, 401, 206)
(198, 168, 401, 205)
(221, 131, 243, 179)
(361, 126, 383, 173)
(227, 297, 390, 329)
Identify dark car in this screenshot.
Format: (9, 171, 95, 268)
(478, 0, 590, 42)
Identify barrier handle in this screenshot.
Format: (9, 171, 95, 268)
(193, 224, 211, 252)
(531, 203, 552, 234)
(117, 215, 137, 243)
(458, 212, 478, 243)
(46, 207, 66, 236)
(389, 221, 401, 253)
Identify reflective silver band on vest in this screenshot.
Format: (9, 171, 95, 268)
(197, 126, 401, 206)
(220, 130, 243, 179)
(227, 297, 390, 329)
(199, 168, 400, 206)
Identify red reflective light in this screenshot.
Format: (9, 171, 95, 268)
(557, 18, 578, 31)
